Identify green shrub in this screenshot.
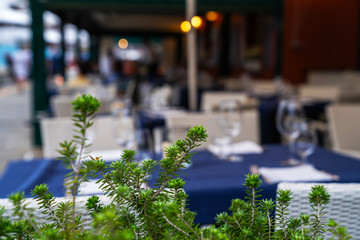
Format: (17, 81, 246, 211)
(0, 94, 351, 239)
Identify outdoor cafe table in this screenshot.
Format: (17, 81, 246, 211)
(1, 145, 359, 225)
(136, 98, 330, 146)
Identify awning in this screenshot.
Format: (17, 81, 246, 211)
(44, 0, 282, 35)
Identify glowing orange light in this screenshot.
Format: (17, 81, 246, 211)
(191, 16, 202, 29)
(118, 38, 128, 49)
(54, 75, 64, 86)
(206, 11, 219, 22)
(180, 21, 191, 33)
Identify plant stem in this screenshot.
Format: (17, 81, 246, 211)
(281, 205, 287, 240)
(72, 115, 87, 222)
(44, 199, 62, 228)
(20, 205, 41, 236)
(313, 202, 321, 238)
(143, 202, 156, 239)
(250, 187, 255, 228)
(234, 218, 242, 229)
(151, 140, 197, 201)
(162, 214, 190, 237)
(267, 210, 271, 240)
(302, 223, 305, 240)
(176, 213, 202, 240)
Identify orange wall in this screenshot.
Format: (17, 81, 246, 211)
(283, 0, 359, 84)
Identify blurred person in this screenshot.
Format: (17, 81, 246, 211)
(86, 60, 102, 83)
(140, 38, 161, 81)
(66, 60, 91, 88)
(45, 44, 62, 76)
(11, 42, 32, 91)
(99, 49, 115, 84)
(115, 59, 133, 96)
(4, 53, 15, 83)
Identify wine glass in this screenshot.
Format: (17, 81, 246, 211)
(212, 99, 243, 160)
(210, 120, 233, 160)
(276, 97, 305, 165)
(292, 119, 317, 164)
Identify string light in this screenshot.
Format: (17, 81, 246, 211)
(118, 38, 128, 49)
(206, 11, 219, 22)
(191, 16, 202, 28)
(180, 20, 191, 33)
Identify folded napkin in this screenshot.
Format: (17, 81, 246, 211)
(79, 180, 149, 195)
(87, 149, 124, 162)
(259, 164, 335, 184)
(78, 180, 103, 195)
(207, 140, 263, 157)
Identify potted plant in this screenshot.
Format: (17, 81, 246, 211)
(0, 94, 351, 239)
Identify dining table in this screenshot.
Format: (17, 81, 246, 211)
(0, 144, 359, 225)
(136, 95, 330, 146)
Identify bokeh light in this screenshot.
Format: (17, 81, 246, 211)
(118, 38, 128, 49)
(191, 16, 202, 29)
(54, 75, 64, 86)
(206, 11, 219, 22)
(180, 21, 191, 33)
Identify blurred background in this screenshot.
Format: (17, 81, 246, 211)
(0, 0, 359, 173)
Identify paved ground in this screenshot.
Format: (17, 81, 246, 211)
(0, 81, 37, 175)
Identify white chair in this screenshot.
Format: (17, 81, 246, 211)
(223, 78, 243, 91)
(251, 80, 277, 95)
(41, 117, 72, 158)
(277, 182, 360, 239)
(307, 70, 360, 91)
(50, 95, 74, 117)
(298, 85, 341, 102)
(326, 104, 360, 159)
(0, 195, 111, 229)
(149, 85, 173, 110)
(40, 115, 122, 158)
(200, 91, 252, 112)
(50, 95, 113, 117)
(307, 70, 346, 88)
(306, 70, 360, 103)
(164, 110, 260, 149)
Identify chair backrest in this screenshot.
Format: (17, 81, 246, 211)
(298, 85, 341, 102)
(40, 117, 72, 158)
(41, 116, 123, 158)
(223, 78, 242, 91)
(307, 70, 345, 86)
(0, 195, 111, 228)
(251, 80, 277, 95)
(326, 104, 360, 152)
(307, 70, 360, 92)
(164, 110, 260, 148)
(50, 95, 113, 117)
(200, 91, 249, 112)
(277, 182, 360, 239)
(50, 95, 74, 117)
(149, 85, 173, 110)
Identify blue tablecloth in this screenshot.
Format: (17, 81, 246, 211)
(0, 160, 70, 198)
(1, 145, 359, 224)
(148, 145, 360, 224)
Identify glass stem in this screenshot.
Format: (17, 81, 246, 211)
(300, 154, 307, 164)
(288, 137, 295, 160)
(219, 147, 226, 159)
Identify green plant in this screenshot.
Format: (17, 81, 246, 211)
(0, 94, 352, 239)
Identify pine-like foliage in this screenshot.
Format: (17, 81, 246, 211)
(0, 94, 352, 239)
